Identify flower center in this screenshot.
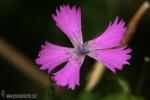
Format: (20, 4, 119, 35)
(78, 42, 89, 55)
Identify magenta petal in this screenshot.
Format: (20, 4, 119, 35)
(52, 56, 85, 90)
(88, 46, 132, 73)
(35, 41, 72, 73)
(88, 17, 126, 49)
(52, 5, 83, 48)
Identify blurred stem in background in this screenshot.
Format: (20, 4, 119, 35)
(135, 56, 150, 95)
(0, 38, 49, 88)
(85, 1, 150, 92)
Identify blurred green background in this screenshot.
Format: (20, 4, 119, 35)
(0, 0, 150, 100)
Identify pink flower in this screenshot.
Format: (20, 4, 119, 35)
(35, 5, 132, 90)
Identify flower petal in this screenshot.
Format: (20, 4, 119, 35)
(52, 5, 83, 48)
(88, 46, 132, 73)
(35, 41, 73, 73)
(87, 17, 126, 50)
(52, 56, 85, 90)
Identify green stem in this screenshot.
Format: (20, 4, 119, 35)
(44, 80, 55, 100)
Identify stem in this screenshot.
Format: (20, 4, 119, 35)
(119, 1, 150, 47)
(44, 80, 55, 100)
(0, 39, 49, 88)
(135, 57, 150, 95)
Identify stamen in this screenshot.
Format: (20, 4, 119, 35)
(78, 42, 89, 55)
